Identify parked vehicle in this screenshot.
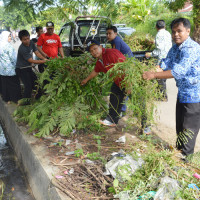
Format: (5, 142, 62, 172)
(114, 24, 135, 38)
(59, 16, 112, 57)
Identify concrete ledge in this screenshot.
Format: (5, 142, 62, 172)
(0, 97, 68, 200)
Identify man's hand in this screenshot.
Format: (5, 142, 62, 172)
(145, 52, 151, 58)
(143, 71, 155, 80)
(81, 79, 88, 85)
(126, 89, 132, 95)
(156, 65, 163, 72)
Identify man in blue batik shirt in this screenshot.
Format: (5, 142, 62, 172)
(143, 18, 200, 157)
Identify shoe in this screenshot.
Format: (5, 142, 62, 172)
(100, 119, 116, 127)
(143, 126, 151, 135)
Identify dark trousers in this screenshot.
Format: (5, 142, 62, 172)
(16, 68, 39, 99)
(108, 83, 126, 124)
(176, 100, 200, 156)
(1, 75, 21, 103)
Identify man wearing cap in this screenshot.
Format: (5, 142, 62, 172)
(37, 21, 64, 60)
(81, 40, 127, 127)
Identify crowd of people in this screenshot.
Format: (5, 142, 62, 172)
(0, 21, 63, 105)
(0, 17, 199, 159)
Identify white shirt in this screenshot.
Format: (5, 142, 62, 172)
(152, 29, 172, 61)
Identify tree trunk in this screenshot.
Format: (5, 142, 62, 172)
(192, 0, 200, 44)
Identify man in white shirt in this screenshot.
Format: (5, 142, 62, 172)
(146, 20, 172, 100)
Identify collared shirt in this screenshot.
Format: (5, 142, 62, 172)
(111, 36, 133, 57)
(161, 37, 200, 103)
(152, 29, 172, 61)
(0, 42, 17, 76)
(94, 48, 126, 86)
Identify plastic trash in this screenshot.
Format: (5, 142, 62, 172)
(188, 183, 200, 190)
(85, 159, 95, 165)
(69, 168, 74, 174)
(72, 129, 76, 134)
(115, 136, 126, 143)
(137, 191, 156, 199)
(193, 173, 200, 179)
(104, 150, 144, 181)
(154, 176, 180, 200)
(114, 190, 156, 200)
(65, 140, 71, 146)
(64, 170, 69, 175)
(55, 175, 64, 179)
(114, 191, 132, 200)
(65, 151, 75, 156)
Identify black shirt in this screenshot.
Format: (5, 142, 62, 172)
(16, 40, 37, 68)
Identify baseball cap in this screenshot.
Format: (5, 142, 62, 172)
(86, 40, 100, 51)
(46, 21, 54, 29)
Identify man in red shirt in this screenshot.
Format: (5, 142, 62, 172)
(37, 21, 64, 72)
(81, 40, 127, 126)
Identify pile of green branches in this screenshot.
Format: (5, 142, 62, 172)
(106, 57, 160, 127)
(14, 53, 160, 137)
(124, 34, 155, 51)
(14, 54, 109, 137)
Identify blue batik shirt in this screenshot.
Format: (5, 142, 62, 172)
(0, 42, 17, 76)
(160, 37, 200, 103)
(111, 36, 134, 57)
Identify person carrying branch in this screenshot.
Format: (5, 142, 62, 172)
(81, 40, 127, 127)
(143, 18, 200, 158)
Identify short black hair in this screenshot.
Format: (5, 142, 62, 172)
(31, 38, 38, 43)
(19, 30, 30, 40)
(106, 26, 118, 33)
(170, 18, 191, 30)
(156, 20, 165, 29)
(36, 26, 42, 33)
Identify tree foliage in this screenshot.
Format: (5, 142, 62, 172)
(120, 0, 156, 24)
(165, 0, 200, 43)
(0, 5, 35, 29)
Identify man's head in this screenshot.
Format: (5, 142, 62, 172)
(170, 18, 191, 46)
(87, 40, 102, 59)
(36, 26, 43, 37)
(19, 30, 30, 46)
(156, 20, 165, 30)
(46, 21, 54, 35)
(106, 26, 118, 41)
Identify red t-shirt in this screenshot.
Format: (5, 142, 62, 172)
(37, 33, 62, 58)
(94, 48, 126, 86)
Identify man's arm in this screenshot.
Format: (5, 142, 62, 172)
(81, 70, 99, 85)
(34, 50, 47, 60)
(58, 47, 64, 58)
(27, 57, 47, 64)
(143, 70, 173, 80)
(37, 46, 48, 58)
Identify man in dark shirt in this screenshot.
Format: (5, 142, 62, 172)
(106, 26, 133, 57)
(106, 26, 134, 117)
(16, 30, 47, 101)
(81, 40, 126, 126)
